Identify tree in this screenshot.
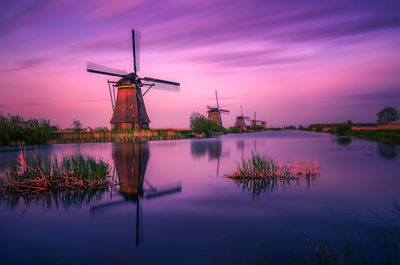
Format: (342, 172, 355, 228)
(376, 107, 399, 124)
(73, 120, 82, 131)
(189, 112, 225, 136)
(190, 112, 208, 133)
(336, 123, 351, 136)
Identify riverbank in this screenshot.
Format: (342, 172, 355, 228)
(303, 122, 400, 144)
(349, 129, 400, 144)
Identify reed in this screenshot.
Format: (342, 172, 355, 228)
(227, 152, 319, 180)
(48, 129, 187, 144)
(225, 152, 320, 196)
(0, 150, 116, 197)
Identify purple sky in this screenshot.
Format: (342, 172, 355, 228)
(1, 0, 400, 128)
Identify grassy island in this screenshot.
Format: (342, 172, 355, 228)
(0, 151, 116, 197)
(225, 153, 320, 196)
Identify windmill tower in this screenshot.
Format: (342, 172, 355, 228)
(207, 90, 229, 127)
(235, 106, 249, 130)
(87, 29, 180, 130)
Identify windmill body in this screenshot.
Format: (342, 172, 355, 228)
(110, 75, 150, 130)
(235, 105, 249, 130)
(207, 110, 220, 125)
(87, 30, 180, 130)
(207, 90, 229, 127)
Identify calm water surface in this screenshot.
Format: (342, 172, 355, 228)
(0, 131, 399, 264)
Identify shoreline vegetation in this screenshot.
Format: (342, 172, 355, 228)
(225, 153, 320, 196)
(301, 122, 400, 144)
(1, 114, 399, 147)
(0, 151, 117, 198)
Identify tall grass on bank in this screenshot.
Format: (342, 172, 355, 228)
(0, 150, 115, 197)
(48, 129, 188, 144)
(0, 114, 55, 146)
(225, 152, 320, 196)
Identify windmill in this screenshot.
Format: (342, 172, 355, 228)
(87, 29, 180, 130)
(207, 90, 229, 127)
(250, 112, 265, 128)
(90, 143, 181, 245)
(235, 105, 249, 130)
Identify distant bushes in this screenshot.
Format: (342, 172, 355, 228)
(189, 112, 225, 136)
(0, 114, 55, 146)
(302, 121, 352, 135)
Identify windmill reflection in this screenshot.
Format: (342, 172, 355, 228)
(190, 139, 228, 176)
(91, 142, 182, 246)
(114, 142, 149, 199)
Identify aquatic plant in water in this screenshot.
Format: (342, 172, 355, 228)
(0, 150, 117, 197)
(225, 152, 320, 196)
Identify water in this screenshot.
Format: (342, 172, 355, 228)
(0, 131, 399, 264)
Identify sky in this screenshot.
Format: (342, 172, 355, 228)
(0, 0, 400, 129)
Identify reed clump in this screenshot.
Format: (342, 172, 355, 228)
(0, 150, 116, 196)
(225, 153, 320, 196)
(227, 152, 319, 180)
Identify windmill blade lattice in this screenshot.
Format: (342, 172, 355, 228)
(87, 62, 128, 77)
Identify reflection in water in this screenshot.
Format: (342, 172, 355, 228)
(336, 136, 352, 146)
(232, 173, 319, 197)
(190, 139, 222, 160)
(236, 140, 245, 153)
(190, 139, 227, 176)
(91, 143, 181, 245)
(113, 142, 150, 199)
(0, 188, 110, 214)
(378, 143, 398, 160)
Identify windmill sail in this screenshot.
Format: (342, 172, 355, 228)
(87, 62, 128, 77)
(133, 30, 141, 73)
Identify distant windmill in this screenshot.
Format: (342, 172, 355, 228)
(207, 90, 229, 127)
(250, 112, 265, 128)
(235, 105, 249, 129)
(87, 29, 180, 130)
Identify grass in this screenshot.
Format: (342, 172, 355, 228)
(0, 150, 116, 197)
(225, 152, 320, 196)
(229, 152, 319, 180)
(48, 129, 188, 144)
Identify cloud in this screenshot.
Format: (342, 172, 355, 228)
(2, 56, 50, 71)
(346, 88, 400, 102)
(281, 14, 400, 43)
(188, 48, 309, 69)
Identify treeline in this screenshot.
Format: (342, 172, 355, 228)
(0, 114, 56, 146)
(299, 121, 353, 135)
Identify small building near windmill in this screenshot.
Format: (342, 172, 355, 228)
(251, 120, 257, 128)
